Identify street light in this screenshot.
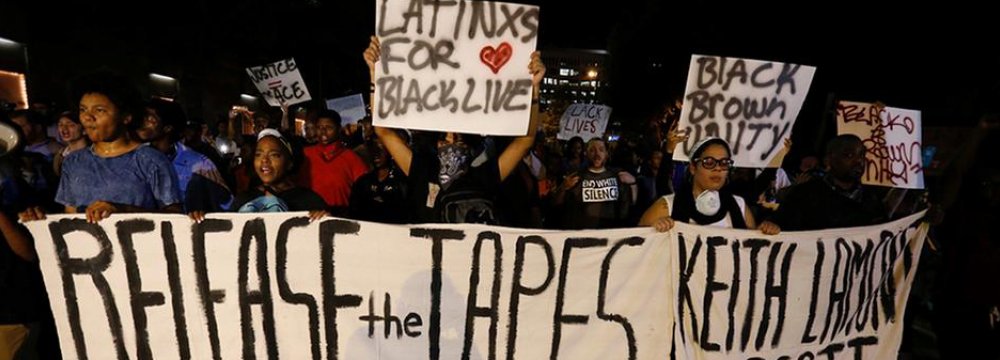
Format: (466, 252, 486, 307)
(241, 94, 257, 101)
(586, 69, 598, 79)
(0, 37, 18, 46)
(150, 73, 176, 82)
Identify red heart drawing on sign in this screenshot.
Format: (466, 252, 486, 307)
(480, 42, 513, 74)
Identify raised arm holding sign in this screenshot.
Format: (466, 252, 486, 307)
(365, 34, 545, 224)
(371, 0, 540, 136)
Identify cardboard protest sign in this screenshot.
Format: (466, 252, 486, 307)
(673, 55, 816, 168)
(557, 104, 611, 141)
(246, 58, 312, 107)
(836, 101, 924, 189)
(373, 0, 540, 136)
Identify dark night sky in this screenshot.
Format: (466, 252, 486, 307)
(1, 1, 997, 129)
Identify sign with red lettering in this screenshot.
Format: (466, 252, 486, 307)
(246, 58, 312, 107)
(836, 101, 924, 189)
(373, 0, 540, 136)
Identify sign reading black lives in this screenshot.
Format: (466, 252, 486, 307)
(672, 55, 816, 168)
(373, 0, 540, 136)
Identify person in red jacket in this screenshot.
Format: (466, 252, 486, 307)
(298, 109, 369, 215)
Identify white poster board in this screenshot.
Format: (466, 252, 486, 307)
(373, 0, 540, 136)
(673, 55, 816, 168)
(836, 101, 924, 189)
(557, 104, 611, 141)
(246, 58, 312, 107)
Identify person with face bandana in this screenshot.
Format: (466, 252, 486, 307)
(639, 137, 756, 232)
(229, 129, 328, 222)
(362, 36, 546, 224)
(297, 109, 369, 216)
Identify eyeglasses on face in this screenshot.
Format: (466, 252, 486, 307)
(694, 156, 734, 170)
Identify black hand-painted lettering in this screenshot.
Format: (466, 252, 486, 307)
(116, 219, 166, 360)
(757, 242, 796, 350)
(506, 235, 555, 360)
(551, 238, 606, 359)
(598, 237, 643, 360)
(380, 37, 411, 75)
(49, 219, 128, 360)
(496, 5, 524, 38)
(726, 240, 741, 352)
(820, 239, 850, 343)
(696, 57, 719, 90)
(722, 60, 747, 91)
(411, 228, 467, 360)
(320, 219, 364, 360)
(468, 1, 496, 39)
(519, 8, 539, 43)
(238, 219, 278, 360)
(700, 237, 727, 352)
(740, 239, 770, 351)
(161, 221, 191, 359)
(276, 217, 321, 360)
(775, 63, 801, 95)
(192, 219, 234, 360)
(463, 231, 502, 360)
(802, 241, 825, 344)
(750, 62, 775, 88)
(676, 234, 702, 344)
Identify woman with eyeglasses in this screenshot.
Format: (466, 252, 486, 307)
(639, 137, 756, 232)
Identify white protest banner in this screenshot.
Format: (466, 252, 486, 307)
(26, 214, 671, 359)
(326, 94, 368, 125)
(373, 0, 539, 136)
(673, 55, 816, 168)
(557, 104, 612, 141)
(246, 58, 312, 107)
(836, 101, 924, 189)
(671, 212, 928, 360)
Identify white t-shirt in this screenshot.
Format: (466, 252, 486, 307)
(663, 193, 747, 228)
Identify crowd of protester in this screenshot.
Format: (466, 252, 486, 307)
(0, 38, 996, 359)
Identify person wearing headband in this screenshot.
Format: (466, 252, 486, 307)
(228, 129, 327, 221)
(639, 137, 756, 232)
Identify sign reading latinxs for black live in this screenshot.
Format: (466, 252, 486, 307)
(25, 212, 926, 359)
(373, 0, 540, 136)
